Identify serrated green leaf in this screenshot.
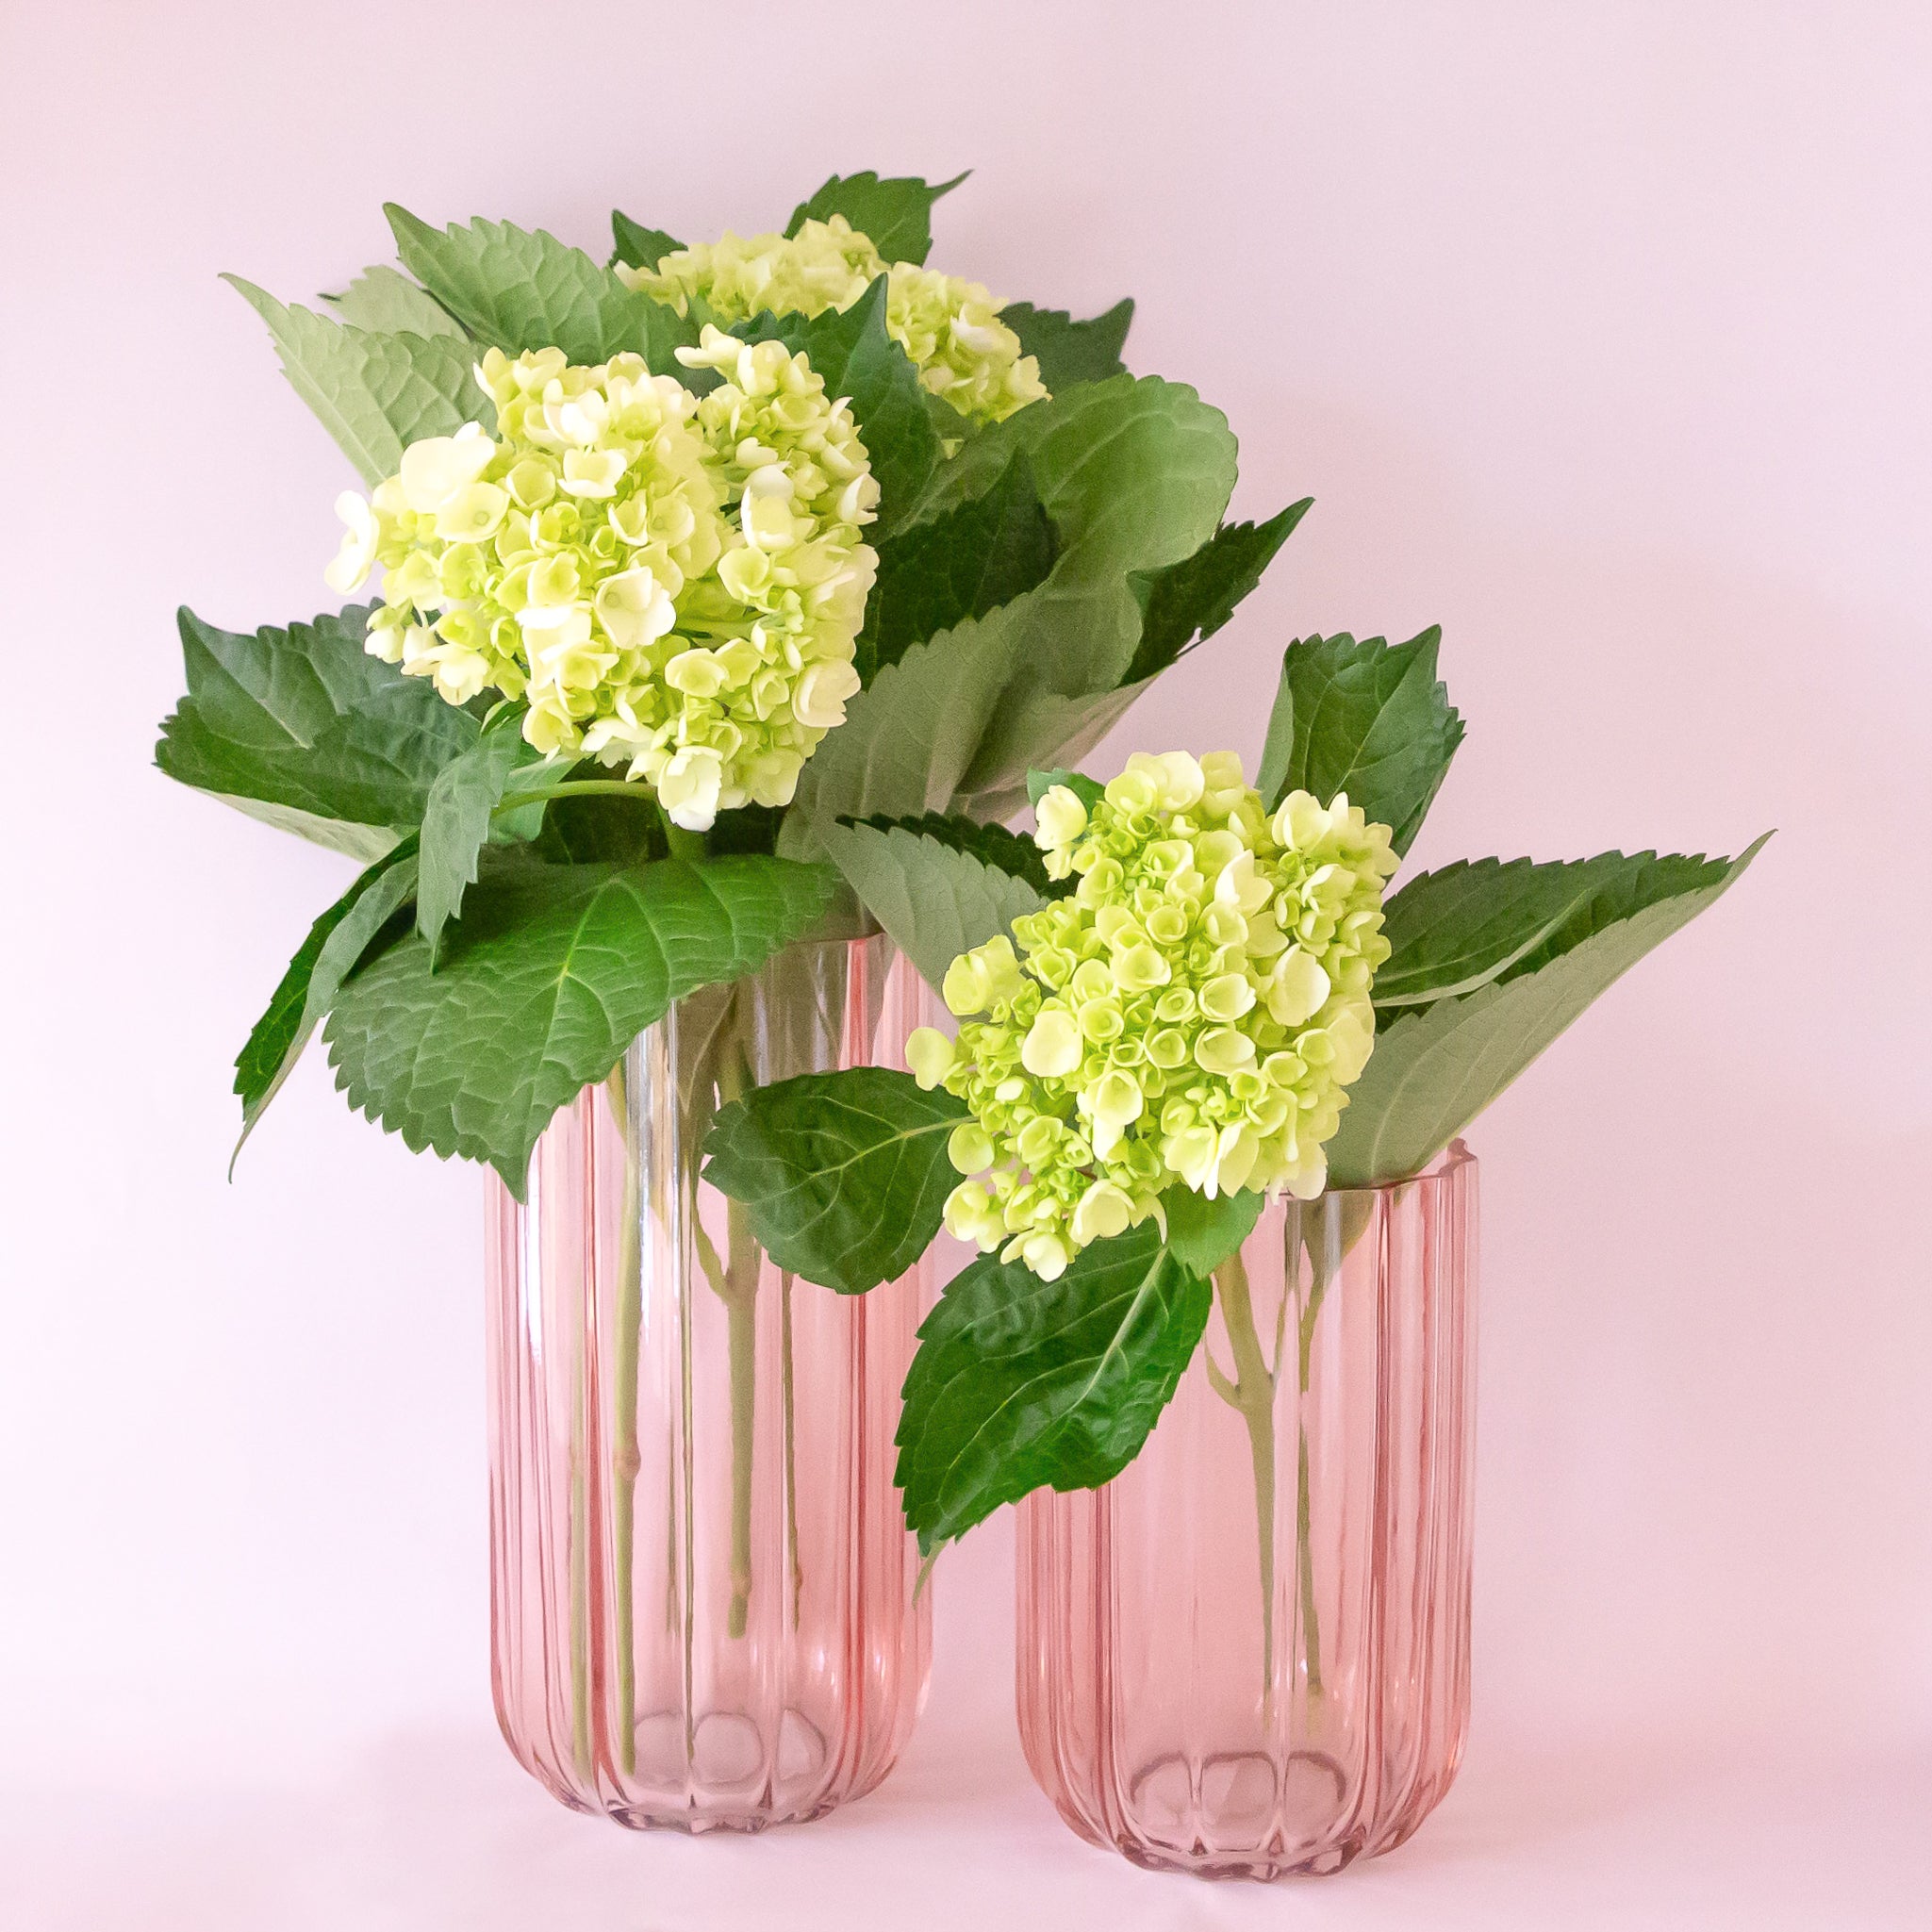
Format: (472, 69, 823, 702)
(324, 851, 839, 1192)
(609, 210, 684, 273)
(784, 170, 967, 266)
(818, 820, 1048, 991)
(848, 812, 1065, 897)
(1026, 768, 1106, 815)
(1374, 851, 1733, 1011)
(1000, 299, 1134, 389)
(156, 603, 480, 846)
(231, 840, 421, 1167)
(784, 375, 1237, 848)
(702, 1066, 966, 1294)
(223, 277, 490, 486)
(1160, 1185, 1264, 1278)
(858, 449, 1056, 681)
(1325, 835, 1769, 1184)
(738, 276, 939, 532)
(322, 266, 465, 338)
(1124, 501, 1313, 684)
(416, 709, 542, 959)
(1255, 629, 1464, 856)
(895, 1223, 1211, 1554)
(385, 206, 698, 373)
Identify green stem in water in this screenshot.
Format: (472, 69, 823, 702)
(606, 1065, 643, 1776)
(569, 1359, 593, 1782)
(1210, 1250, 1280, 1696)
(781, 1273, 803, 1628)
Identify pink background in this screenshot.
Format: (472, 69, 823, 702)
(4, 3, 1928, 1924)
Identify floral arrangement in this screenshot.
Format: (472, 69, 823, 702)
(157, 167, 1760, 1567)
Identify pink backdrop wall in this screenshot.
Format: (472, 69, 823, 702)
(4, 3, 1927, 1924)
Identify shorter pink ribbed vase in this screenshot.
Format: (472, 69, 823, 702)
(486, 934, 932, 1832)
(1016, 1144, 1478, 1879)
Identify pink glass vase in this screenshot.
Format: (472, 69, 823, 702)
(485, 934, 933, 1832)
(1016, 1143, 1478, 1879)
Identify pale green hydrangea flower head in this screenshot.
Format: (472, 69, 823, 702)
(619, 215, 1048, 428)
(325, 338, 878, 829)
(904, 752, 1400, 1280)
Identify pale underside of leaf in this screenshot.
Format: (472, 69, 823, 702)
(223, 276, 489, 486)
(1325, 836, 1768, 1185)
(322, 266, 466, 338)
(818, 821, 1047, 992)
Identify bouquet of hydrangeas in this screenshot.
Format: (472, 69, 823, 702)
(157, 163, 1760, 1590)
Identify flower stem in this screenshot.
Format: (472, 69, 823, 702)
(606, 1065, 643, 1775)
(1210, 1250, 1280, 1696)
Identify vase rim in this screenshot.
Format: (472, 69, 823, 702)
(1320, 1137, 1475, 1200)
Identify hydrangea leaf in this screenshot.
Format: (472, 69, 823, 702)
(1255, 629, 1465, 856)
(1160, 1185, 1264, 1278)
(1124, 501, 1314, 684)
(784, 170, 968, 266)
(895, 1223, 1212, 1554)
(321, 266, 465, 339)
(999, 298, 1135, 389)
(784, 376, 1237, 847)
(818, 819, 1049, 992)
(232, 841, 420, 1167)
(846, 812, 1065, 898)
(702, 1067, 967, 1295)
(1325, 835, 1770, 1185)
(609, 211, 684, 273)
(223, 277, 491, 486)
(857, 450, 1056, 682)
(156, 603, 481, 846)
(737, 276, 940, 533)
(415, 709, 545, 961)
(1026, 768, 1106, 815)
(1374, 851, 1740, 1012)
(323, 852, 840, 1193)
(385, 206, 699, 373)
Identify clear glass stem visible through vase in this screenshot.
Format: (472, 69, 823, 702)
(1017, 1144, 1478, 1879)
(487, 933, 933, 1831)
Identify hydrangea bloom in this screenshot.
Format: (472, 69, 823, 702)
(904, 752, 1399, 1280)
(619, 216, 1048, 427)
(325, 339, 878, 828)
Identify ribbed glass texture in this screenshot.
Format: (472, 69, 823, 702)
(1016, 1143, 1478, 1879)
(486, 934, 933, 1832)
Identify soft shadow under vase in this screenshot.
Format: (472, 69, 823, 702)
(1016, 1143, 1478, 1878)
(486, 934, 933, 1831)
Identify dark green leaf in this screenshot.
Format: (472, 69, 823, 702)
(385, 206, 699, 373)
(530, 769, 669, 866)
(846, 813, 1064, 898)
(1374, 851, 1737, 1011)
(896, 1223, 1212, 1553)
(609, 210, 684, 273)
(738, 276, 939, 532)
(784, 170, 968, 266)
(223, 277, 490, 486)
(1026, 768, 1106, 815)
(1160, 1185, 1264, 1277)
(1123, 501, 1313, 684)
(703, 1066, 967, 1294)
(324, 852, 840, 1192)
(857, 451, 1056, 681)
(231, 841, 421, 1166)
(1325, 835, 1770, 1184)
(416, 709, 543, 959)
(320, 266, 466, 338)
(156, 603, 480, 849)
(818, 819, 1048, 991)
(1000, 299, 1135, 390)
(1254, 628, 1464, 855)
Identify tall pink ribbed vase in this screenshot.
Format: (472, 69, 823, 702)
(1017, 1143, 1478, 1879)
(486, 933, 933, 1832)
